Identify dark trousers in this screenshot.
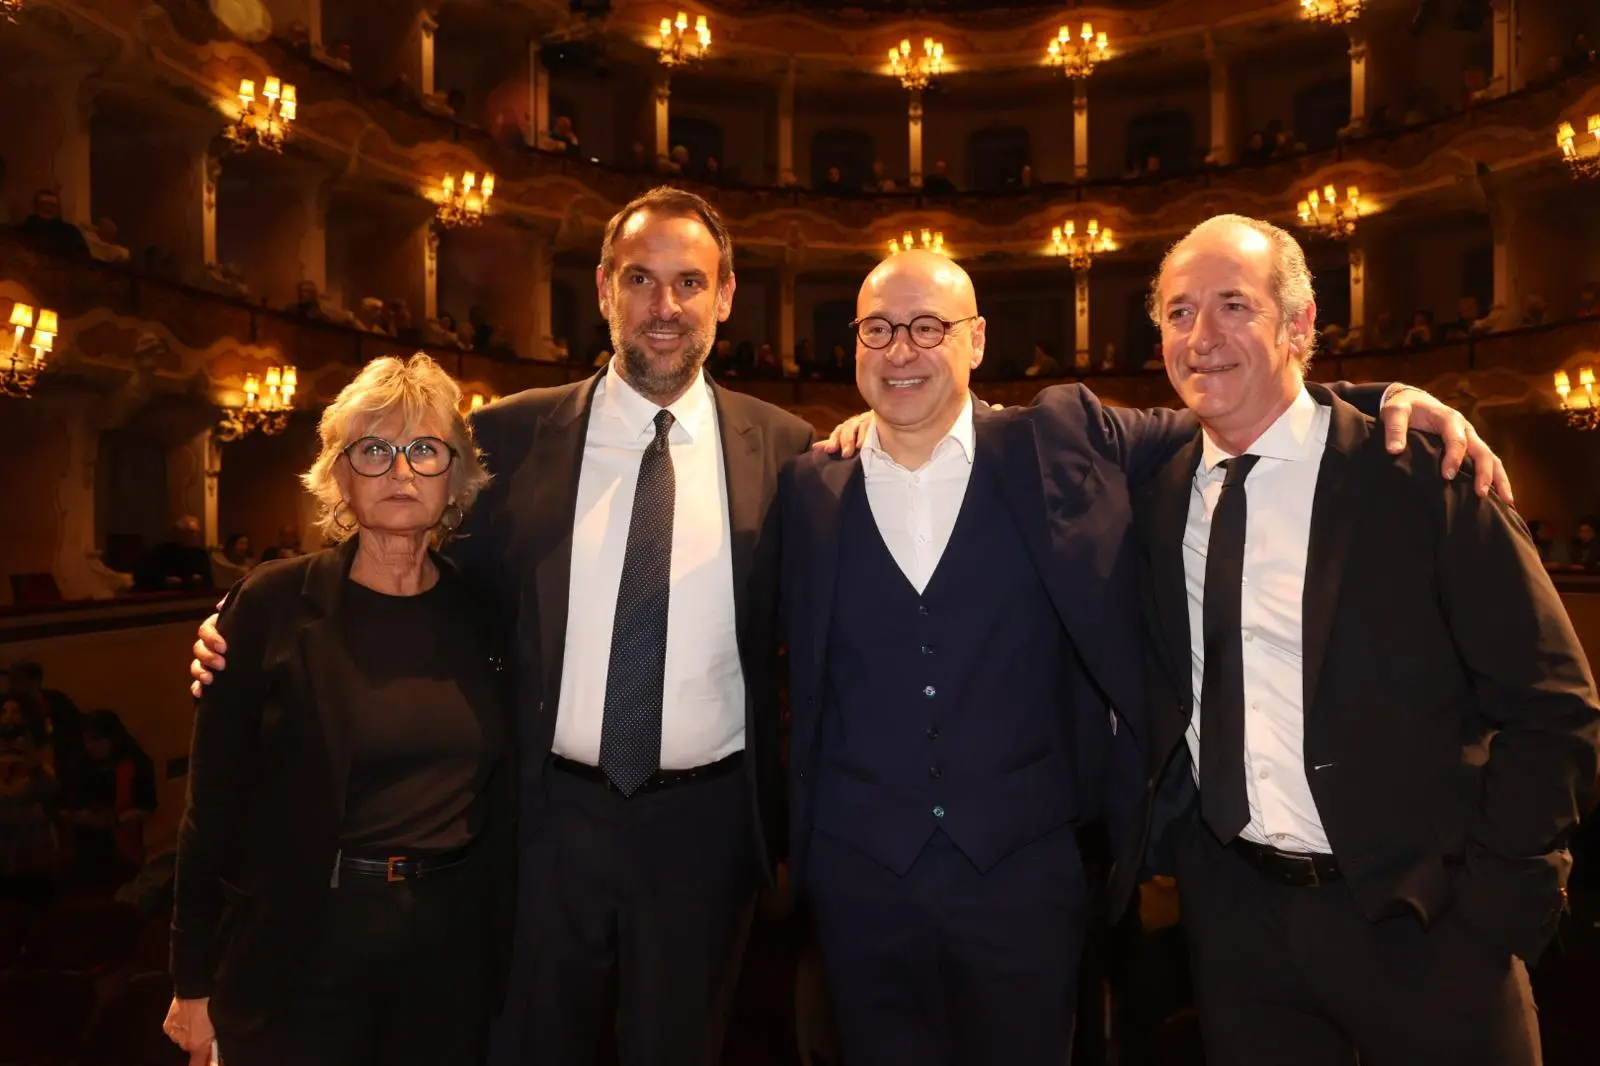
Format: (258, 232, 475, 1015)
(493, 760, 758, 1066)
(218, 854, 493, 1066)
(1177, 823, 1541, 1066)
(806, 825, 1088, 1066)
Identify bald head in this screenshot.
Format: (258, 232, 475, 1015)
(859, 250, 977, 318)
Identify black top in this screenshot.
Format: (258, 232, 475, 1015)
(338, 572, 503, 854)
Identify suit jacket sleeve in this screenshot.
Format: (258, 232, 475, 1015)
(444, 408, 503, 585)
(170, 575, 274, 998)
(1434, 477, 1600, 959)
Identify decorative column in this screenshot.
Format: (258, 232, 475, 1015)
(908, 90, 925, 189)
(1073, 80, 1089, 180)
(654, 72, 672, 167)
(777, 57, 796, 186)
(1490, 0, 1518, 98)
(1205, 35, 1233, 165)
(168, 430, 215, 546)
(779, 263, 797, 372)
(50, 78, 95, 227)
(297, 181, 329, 294)
(527, 41, 551, 149)
(418, 10, 438, 99)
(1348, 32, 1370, 136)
(1074, 271, 1091, 368)
(1347, 244, 1366, 333)
(423, 224, 439, 322)
(199, 150, 220, 271)
(525, 232, 554, 360)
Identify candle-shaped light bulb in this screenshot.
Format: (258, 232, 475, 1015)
(1052, 226, 1063, 242)
(462, 171, 476, 191)
(660, 17, 672, 38)
(1064, 220, 1076, 237)
(1097, 32, 1108, 52)
(1307, 188, 1320, 207)
(244, 373, 260, 403)
(466, 192, 482, 214)
(441, 175, 455, 197)
(265, 366, 282, 390)
(1101, 228, 1114, 247)
(281, 84, 296, 105)
(921, 228, 932, 246)
(675, 11, 688, 31)
(888, 238, 900, 255)
(900, 39, 911, 56)
(1058, 26, 1070, 43)
(1555, 370, 1572, 399)
(34, 310, 57, 334)
(1048, 39, 1061, 57)
(9, 303, 34, 328)
(238, 78, 255, 104)
(481, 174, 495, 198)
(1082, 22, 1093, 42)
(282, 366, 297, 390)
(903, 231, 914, 249)
(470, 393, 485, 410)
(280, 99, 296, 121)
(696, 15, 707, 31)
(1087, 219, 1099, 236)
(1324, 184, 1338, 203)
(1581, 367, 1596, 390)
(1299, 201, 1312, 222)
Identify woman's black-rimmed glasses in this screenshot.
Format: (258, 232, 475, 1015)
(342, 436, 457, 478)
(849, 314, 979, 350)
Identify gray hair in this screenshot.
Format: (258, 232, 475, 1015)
(1148, 214, 1318, 369)
(300, 353, 491, 543)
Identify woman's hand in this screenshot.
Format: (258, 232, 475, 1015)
(163, 996, 217, 1065)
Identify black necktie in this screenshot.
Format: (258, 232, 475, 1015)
(1198, 453, 1261, 843)
(599, 409, 676, 797)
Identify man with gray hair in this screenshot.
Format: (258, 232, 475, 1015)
(1123, 214, 1599, 1064)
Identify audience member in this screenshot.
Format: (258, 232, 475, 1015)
(752, 342, 783, 379)
(468, 304, 498, 351)
(1024, 342, 1062, 377)
(1567, 32, 1596, 74)
(259, 524, 303, 563)
(427, 311, 466, 348)
(0, 695, 57, 913)
(1242, 131, 1270, 164)
(627, 141, 650, 171)
(733, 339, 756, 376)
(17, 189, 89, 258)
(1442, 295, 1488, 339)
(211, 532, 255, 588)
(1529, 519, 1570, 568)
(287, 280, 328, 320)
(1013, 163, 1036, 189)
(58, 709, 156, 887)
(1366, 309, 1399, 349)
(1577, 283, 1599, 319)
(702, 155, 722, 182)
(1403, 309, 1435, 346)
(6, 661, 83, 785)
(1099, 341, 1119, 372)
(867, 160, 896, 193)
(387, 298, 424, 347)
(354, 296, 391, 335)
(85, 217, 130, 263)
(552, 115, 581, 155)
(1571, 516, 1600, 572)
(922, 159, 957, 194)
(818, 165, 849, 194)
(1522, 294, 1549, 326)
(133, 516, 214, 592)
(382, 72, 419, 107)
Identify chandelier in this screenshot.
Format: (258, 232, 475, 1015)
(1, 303, 57, 399)
(1045, 23, 1110, 80)
(1296, 184, 1360, 239)
(1299, 0, 1365, 25)
(1558, 115, 1600, 179)
(1, 0, 22, 25)
(224, 76, 296, 154)
(887, 228, 946, 257)
(1554, 368, 1600, 430)
(435, 171, 495, 228)
(217, 365, 297, 441)
(658, 12, 710, 68)
(1051, 219, 1115, 272)
(890, 37, 944, 92)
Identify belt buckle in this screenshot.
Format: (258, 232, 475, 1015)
(386, 856, 407, 882)
(1288, 852, 1319, 887)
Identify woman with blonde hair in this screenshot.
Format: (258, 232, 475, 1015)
(164, 353, 513, 1066)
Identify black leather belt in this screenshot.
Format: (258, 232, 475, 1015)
(338, 842, 474, 883)
(1229, 837, 1342, 887)
(549, 751, 743, 794)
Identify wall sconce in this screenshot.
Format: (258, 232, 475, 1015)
(1300, 0, 1366, 25)
(1557, 115, 1600, 180)
(435, 171, 495, 228)
(890, 37, 944, 91)
(1045, 23, 1110, 80)
(1051, 219, 1115, 271)
(1296, 184, 1360, 239)
(658, 11, 711, 68)
(217, 364, 298, 441)
(1, 0, 24, 25)
(1554, 367, 1600, 430)
(887, 228, 946, 257)
(464, 391, 499, 415)
(225, 75, 297, 154)
(2, 302, 57, 399)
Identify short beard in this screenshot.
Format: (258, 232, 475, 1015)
(610, 314, 715, 404)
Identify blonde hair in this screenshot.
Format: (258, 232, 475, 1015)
(1148, 213, 1319, 370)
(300, 353, 491, 543)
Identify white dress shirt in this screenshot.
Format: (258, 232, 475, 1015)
(1183, 386, 1333, 854)
(554, 361, 746, 770)
(860, 396, 977, 593)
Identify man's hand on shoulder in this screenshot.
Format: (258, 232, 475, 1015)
(189, 613, 227, 698)
(1378, 385, 1512, 503)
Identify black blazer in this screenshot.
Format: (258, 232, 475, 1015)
(781, 390, 1200, 888)
(170, 540, 516, 1036)
(1126, 384, 1600, 962)
(453, 370, 815, 880)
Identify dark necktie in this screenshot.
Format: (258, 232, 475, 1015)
(599, 409, 676, 797)
(1198, 453, 1261, 843)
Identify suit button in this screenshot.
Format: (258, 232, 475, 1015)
(932, 805, 945, 818)
(923, 685, 936, 698)
(921, 644, 935, 656)
(929, 766, 943, 779)
(917, 604, 929, 616)
(798, 770, 807, 782)
(927, 727, 940, 740)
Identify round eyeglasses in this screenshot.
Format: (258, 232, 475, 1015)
(342, 436, 457, 478)
(850, 314, 978, 350)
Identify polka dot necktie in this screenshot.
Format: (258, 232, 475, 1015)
(1199, 453, 1260, 843)
(599, 409, 676, 797)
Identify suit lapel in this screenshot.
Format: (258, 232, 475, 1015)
(712, 383, 765, 650)
(807, 455, 860, 695)
(526, 373, 602, 707)
(1139, 435, 1204, 690)
(977, 408, 1055, 588)
(1301, 385, 1371, 718)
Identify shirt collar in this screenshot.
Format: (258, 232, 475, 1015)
(596, 357, 715, 442)
(862, 393, 976, 473)
(1199, 385, 1323, 475)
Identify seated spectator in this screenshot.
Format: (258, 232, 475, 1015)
(387, 298, 424, 347)
(1522, 294, 1549, 327)
(133, 516, 214, 592)
(552, 115, 581, 156)
(210, 533, 254, 588)
(830, 341, 853, 379)
(1577, 284, 1599, 319)
(1319, 322, 1351, 353)
(288, 279, 331, 321)
(58, 709, 156, 887)
(732, 340, 756, 377)
(0, 695, 57, 913)
(382, 72, 419, 107)
(1241, 131, 1270, 164)
(818, 165, 849, 194)
(1024, 342, 1062, 378)
(1528, 519, 1570, 568)
(1570, 516, 1600, 571)
(445, 88, 467, 116)
(354, 296, 391, 335)
(1567, 32, 1596, 75)
(18, 189, 89, 258)
(84, 218, 130, 263)
(1403, 310, 1435, 347)
(1462, 65, 1491, 106)
(866, 160, 896, 193)
(426, 311, 466, 349)
(751, 343, 783, 379)
(1442, 295, 1489, 339)
(259, 524, 303, 563)
(627, 141, 650, 171)
(659, 144, 690, 175)
(1014, 163, 1036, 189)
(468, 305, 497, 352)
(1271, 130, 1304, 157)
(1099, 342, 1119, 372)
(922, 159, 957, 194)
(702, 155, 722, 182)
(707, 337, 736, 376)
(1365, 309, 1399, 349)
(6, 662, 82, 789)
(1144, 154, 1163, 177)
